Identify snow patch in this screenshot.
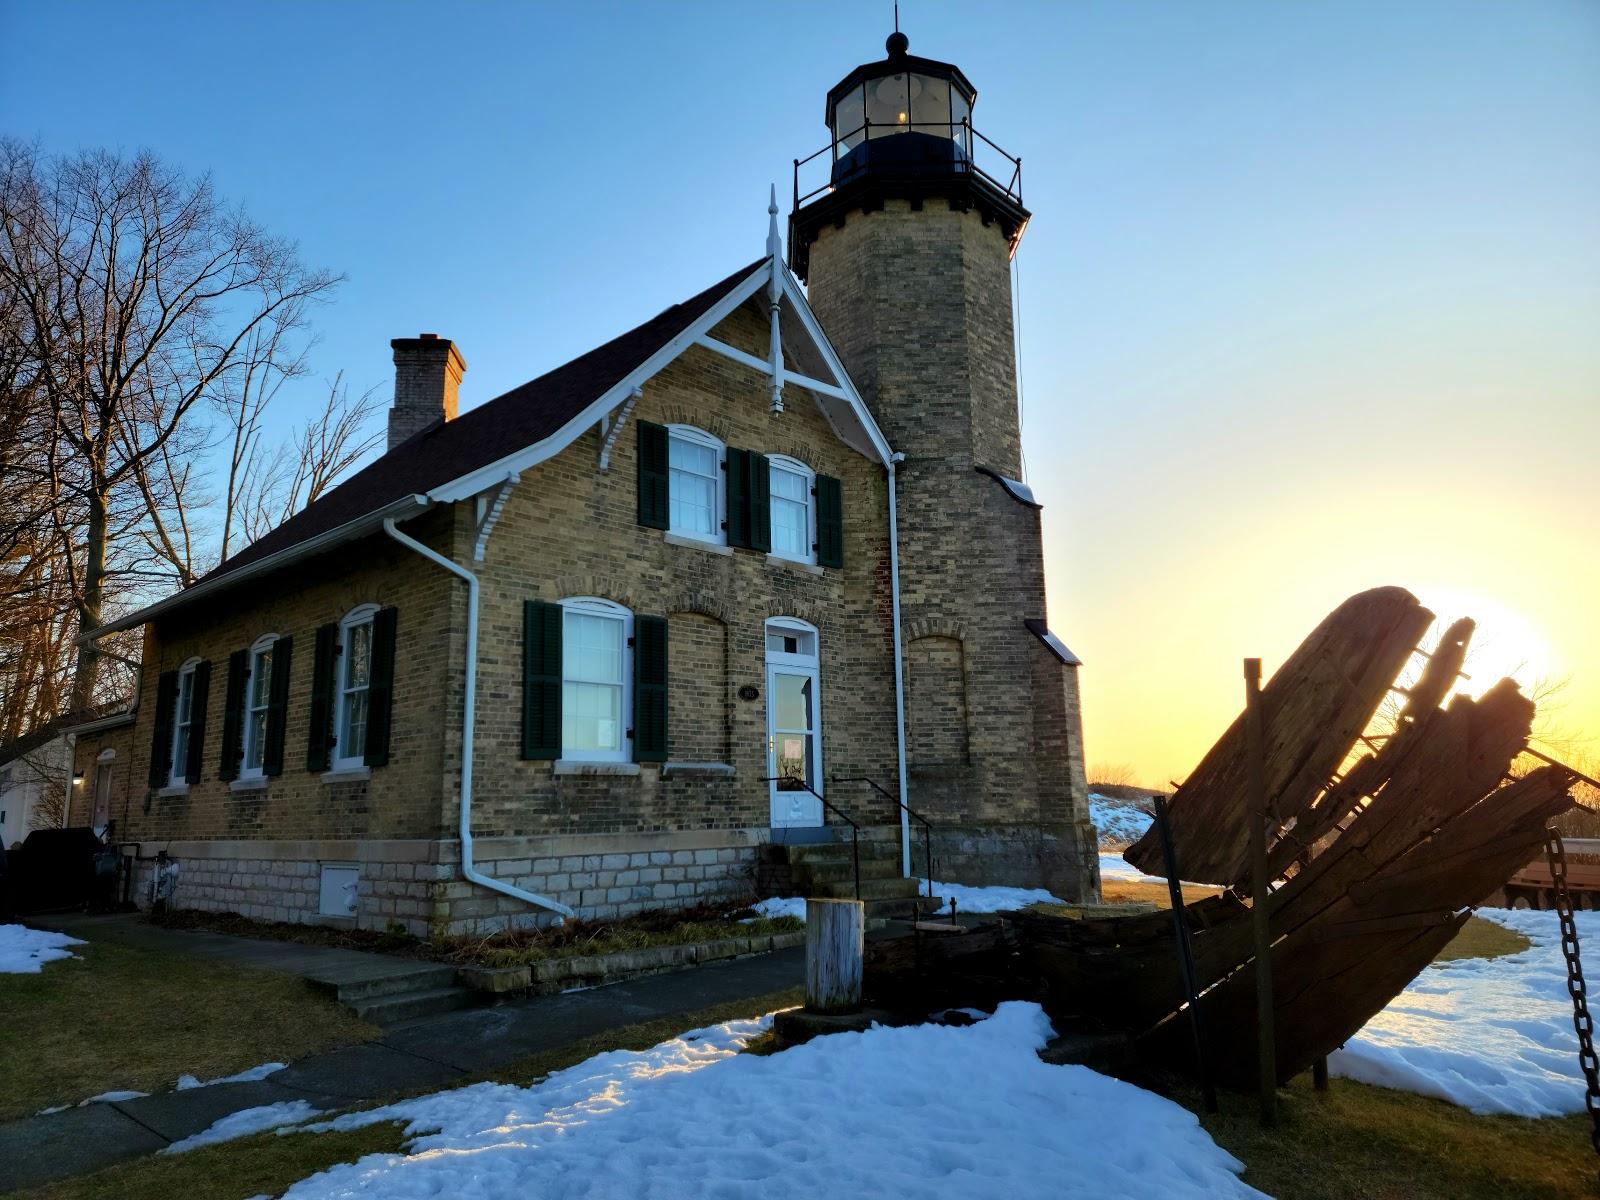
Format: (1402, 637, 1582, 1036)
(1330, 907, 1597, 1117)
(0, 924, 84, 973)
(742, 896, 807, 922)
(1090, 794, 1155, 848)
(78, 1090, 148, 1105)
(175, 1062, 286, 1090)
(164, 1099, 323, 1154)
(920, 879, 1068, 913)
(279, 1001, 1262, 1199)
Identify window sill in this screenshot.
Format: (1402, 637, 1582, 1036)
(767, 554, 824, 576)
(321, 766, 372, 784)
(662, 761, 735, 779)
(156, 784, 189, 798)
(230, 777, 269, 794)
(553, 760, 642, 777)
(663, 531, 732, 556)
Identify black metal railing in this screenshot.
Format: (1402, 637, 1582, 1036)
(761, 775, 861, 900)
(793, 118, 1023, 211)
(832, 775, 934, 900)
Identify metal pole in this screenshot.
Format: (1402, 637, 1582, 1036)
(1154, 795, 1217, 1112)
(1244, 657, 1278, 1127)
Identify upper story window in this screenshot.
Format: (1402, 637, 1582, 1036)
(767, 456, 816, 563)
(168, 658, 202, 787)
(240, 634, 278, 779)
(561, 597, 633, 762)
(335, 605, 379, 771)
(667, 425, 724, 542)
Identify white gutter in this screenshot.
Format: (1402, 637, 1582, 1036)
(887, 453, 912, 878)
(381, 517, 574, 920)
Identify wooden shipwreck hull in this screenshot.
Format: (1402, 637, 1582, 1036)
(873, 587, 1586, 1089)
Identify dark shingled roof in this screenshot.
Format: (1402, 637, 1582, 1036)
(198, 258, 766, 587)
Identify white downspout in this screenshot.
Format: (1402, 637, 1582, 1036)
(887, 454, 912, 878)
(382, 517, 574, 919)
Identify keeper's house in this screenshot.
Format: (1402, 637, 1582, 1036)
(71, 32, 1097, 935)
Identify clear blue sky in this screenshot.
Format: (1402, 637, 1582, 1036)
(5, 0, 1597, 781)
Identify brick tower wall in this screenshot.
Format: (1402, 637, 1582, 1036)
(804, 200, 1097, 899)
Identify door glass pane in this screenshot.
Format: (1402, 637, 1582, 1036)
(773, 672, 812, 731)
(774, 733, 814, 790)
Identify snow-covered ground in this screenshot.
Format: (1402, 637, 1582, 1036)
(1331, 907, 1595, 1117)
(920, 879, 1068, 913)
(165, 1099, 322, 1154)
(0, 923, 84, 973)
(1089, 794, 1155, 848)
(272, 1002, 1261, 1199)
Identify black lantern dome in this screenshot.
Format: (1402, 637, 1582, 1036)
(790, 32, 1029, 280)
(824, 32, 978, 185)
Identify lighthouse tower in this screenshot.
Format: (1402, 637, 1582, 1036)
(791, 32, 1095, 897)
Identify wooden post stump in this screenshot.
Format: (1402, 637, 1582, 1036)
(805, 898, 865, 1014)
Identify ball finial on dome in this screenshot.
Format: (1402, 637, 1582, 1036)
(886, 30, 909, 57)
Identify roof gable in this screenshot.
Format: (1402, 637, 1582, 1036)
(86, 253, 895, 637)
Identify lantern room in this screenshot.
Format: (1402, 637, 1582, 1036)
(789, 31, 1030, 281)
(825, 31, 975, 184)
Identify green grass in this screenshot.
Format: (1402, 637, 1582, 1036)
(18, 986, 807, 1200)
(1183, 1074, 1597, 1200)
(0, 939, 378, 1121)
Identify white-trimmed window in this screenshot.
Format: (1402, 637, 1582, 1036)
(168, 657, 202, 786)
(560, 597, 633, 762)
(240, 634, 278, 779)
(667, 425, 724, 542)
(767, 455, 816, 563)
(334, 604, 379, 771)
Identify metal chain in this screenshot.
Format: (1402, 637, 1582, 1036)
(1545, 830, 1600, 1161)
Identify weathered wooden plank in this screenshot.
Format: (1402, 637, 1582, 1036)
(1125, 587, 1433, 886)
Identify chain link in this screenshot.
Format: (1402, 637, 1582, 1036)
(1545, 830, 1600, 1163)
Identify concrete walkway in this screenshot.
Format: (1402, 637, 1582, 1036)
(1, 915, 803, 1192)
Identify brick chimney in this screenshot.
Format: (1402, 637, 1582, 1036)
(388, 334, 466, 451)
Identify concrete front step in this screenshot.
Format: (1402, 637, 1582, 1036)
(308, 963, 460, 1004)
(784, 840, 901, 867)
(350, 984, 480, 1025)
(790, 859, 903, 888)
(805, 875, 926, 902)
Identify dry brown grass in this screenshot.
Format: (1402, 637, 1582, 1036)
(0, 938, 377, 1121)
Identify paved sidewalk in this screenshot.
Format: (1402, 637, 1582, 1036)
(1, 916, 802, 1192)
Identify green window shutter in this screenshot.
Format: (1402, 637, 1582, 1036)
(748, 453, 772, 554)
(306, 623, 339, 772)
(262, 636, 293, 777)
(632, 615, 668, 763)
(364, 608, 398, 767)
(815, 474, 844, 569)
(725, 447, 750, 547)
(184, 660, 211, 784)
(218, 650, 247, 782)
(523, 600, 562, 759)
(148, 670, 178, 787)
(637, 420, 669, 529)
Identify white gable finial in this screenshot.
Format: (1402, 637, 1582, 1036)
(766, 184, 781, 260)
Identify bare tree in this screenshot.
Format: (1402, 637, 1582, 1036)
(0, 141, 340, 709)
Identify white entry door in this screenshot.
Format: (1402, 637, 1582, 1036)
(765, 618, 823, 829)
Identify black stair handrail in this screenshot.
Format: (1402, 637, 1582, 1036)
(761, 775, 861, 901)
(832, 776, 934, 900)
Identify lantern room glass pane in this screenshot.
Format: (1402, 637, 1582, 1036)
(865, 72, 910, 138)
(834, 84, 865, 155)
(911, 74, 951, 137)
(952, 89, 972, 153)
